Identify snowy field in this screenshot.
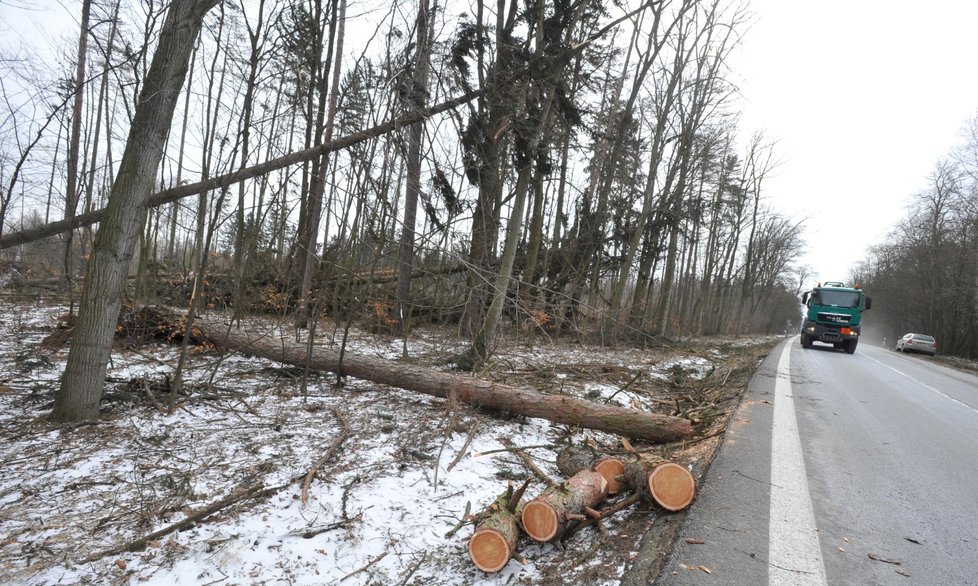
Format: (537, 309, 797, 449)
(0, 299, 776, 585)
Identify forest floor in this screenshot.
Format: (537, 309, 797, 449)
(0, 297, 783, 586)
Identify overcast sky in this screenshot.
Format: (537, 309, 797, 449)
(731, 0, 978, 286)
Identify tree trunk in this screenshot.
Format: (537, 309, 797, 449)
(296, 0, 343, 329)
(396, 0, 432, 333)
(623, 455, 695, 511)
(520, 470, 607, 542)
(558, 444, 694, 511)
(468, 486, 525, 573)
(194, 318, 693, 443)
(51, 0, 219, 423)
(555, 445, 626, 495)
(63, 0, 92, 312)
(232, 0, 267, 311)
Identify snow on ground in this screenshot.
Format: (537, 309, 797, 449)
(0, 299, 775, 585)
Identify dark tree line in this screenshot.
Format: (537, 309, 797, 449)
(853, 112, 978, 359)
(0, 0, 809, 421)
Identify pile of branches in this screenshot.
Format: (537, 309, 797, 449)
(39, 305, 210, 351)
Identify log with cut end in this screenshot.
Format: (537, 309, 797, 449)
(624, 455, 695, 512)
(557, 445, 695, 511)
(468, 495, 521, 573)
(521, 470, 608, 542)
(555, 445, 626, 495)
(194, 319, 693, 443)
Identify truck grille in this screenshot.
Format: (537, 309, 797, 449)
(817, 312, 851, 324)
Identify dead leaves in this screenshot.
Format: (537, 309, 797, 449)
(868, 552, 901, 565)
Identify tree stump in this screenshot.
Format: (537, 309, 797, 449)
(555, 445, 626, 495)
(521, 470, 608, 542)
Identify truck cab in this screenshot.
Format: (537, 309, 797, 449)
(800, 281, 872, 354)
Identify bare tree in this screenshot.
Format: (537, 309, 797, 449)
(62, 0, 92, 311)
(52, 0, 220, 423)
(395, 0, 433, 334)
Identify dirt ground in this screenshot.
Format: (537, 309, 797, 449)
(0, 298, 781, 585)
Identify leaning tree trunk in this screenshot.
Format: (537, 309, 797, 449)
(51, 0, 219, 423)
(194, 318, 692, 443)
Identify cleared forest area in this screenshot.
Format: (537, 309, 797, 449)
(0, 299, 779, 584)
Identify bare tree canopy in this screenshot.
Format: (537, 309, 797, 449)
(0, 0, 832, 421)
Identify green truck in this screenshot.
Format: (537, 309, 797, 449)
(800, 281, 872, 354)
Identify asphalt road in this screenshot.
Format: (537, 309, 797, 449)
(657, 338, 978, 585)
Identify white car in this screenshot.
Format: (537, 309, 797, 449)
(895, 333, 937, 356)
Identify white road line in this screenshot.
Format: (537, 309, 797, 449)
(866, 354, 978, 416)
(768, 343, 827, 585)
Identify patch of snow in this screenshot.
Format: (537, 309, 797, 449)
(0, 301, 764, 585)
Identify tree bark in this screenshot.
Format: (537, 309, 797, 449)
(555, 445, 626, 495)
(623, 455, 695, 511)
(193, 318, 692, 443)
(63, 0, 92, 311)
(468, 486, 525, 573)
(396, 0, 432, 332)
(520, 470, 607, 542)
(51, 0, 219, 422)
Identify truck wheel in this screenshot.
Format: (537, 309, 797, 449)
(801, 335, 812, 349)
(843, 339, 858, 354)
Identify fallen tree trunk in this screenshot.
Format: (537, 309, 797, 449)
(520, 470, 607, 542)
(343, 262, 467, 285)
(195, 319, 693, 443)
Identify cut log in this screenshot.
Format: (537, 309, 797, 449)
(555, 445, 627, 495)
(623, 456, 695, 512)
(469, 506, 520, 573)
(468, 482, 527, 573)
(557, 445, 695, 511)
(521, 470, 608, 542)
(194, 319, 693, 443)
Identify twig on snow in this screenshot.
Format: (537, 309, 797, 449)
(339, 551, 388, 582)
(142, 380, 167, 414)
(81, 482, 286, 563)
(446, 420, 479, 472)
(500, 437, 557, 487)
(301, 407, 348, 505)
(398, 552, 428, 585)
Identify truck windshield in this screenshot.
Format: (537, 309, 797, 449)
(814, 290, 861, 308)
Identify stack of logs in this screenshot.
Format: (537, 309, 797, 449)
(468, 444, 697, 573)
